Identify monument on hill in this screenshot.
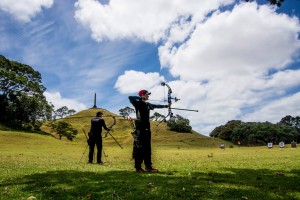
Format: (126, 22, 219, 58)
(92, 93, 97, 108)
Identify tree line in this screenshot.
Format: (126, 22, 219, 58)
(210, 116, 300, 146)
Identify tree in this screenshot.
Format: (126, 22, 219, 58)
(210, 120, 242, 140)
(167, 115, 192, 133)
(220, 120, 242, 140)
(279, 115, 300, 131)
(151, 112, 165, 121)
(210, 125, 223, 138)
(230, 122, 251, 145)
(52, 107, 76, 120)
(67, 109, 76, 116)
(0, 55, 46, 97)
(119, 106, 135, 119)
(279, 115, 300, 142)
(55, 106, 69, 119)
(50, 121, 78, 141)
(11, 92, 53, 130)
(0, 55, 53, 129)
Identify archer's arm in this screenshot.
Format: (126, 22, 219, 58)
(101, 119, 111, 131)
(128, 96, 141, 106)
(149, 103, 169, 109)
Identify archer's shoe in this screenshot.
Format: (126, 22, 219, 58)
(97, 162, 103, 165)
(87, 161, 93, 164)
(136, 168, 145, 173)
(145, 167, 158, 172)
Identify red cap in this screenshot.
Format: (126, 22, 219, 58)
(138, 90, 151, 97)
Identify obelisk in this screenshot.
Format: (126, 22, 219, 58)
(93, 93, 97, 108)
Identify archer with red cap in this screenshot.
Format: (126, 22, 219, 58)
(129, 89, 170, 172)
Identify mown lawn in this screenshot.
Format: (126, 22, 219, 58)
(0, 130, 299, 200)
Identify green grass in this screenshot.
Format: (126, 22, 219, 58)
(1, 130, 300, 200)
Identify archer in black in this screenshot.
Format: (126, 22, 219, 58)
(88, 111, 111, 164)
(129, 90, 168, 172)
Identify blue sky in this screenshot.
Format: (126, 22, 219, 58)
(1, 0, 300, 136)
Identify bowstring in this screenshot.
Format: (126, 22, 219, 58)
(163, 85, 166, 118)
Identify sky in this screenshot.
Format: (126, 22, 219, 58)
(0, 0, 300, 136)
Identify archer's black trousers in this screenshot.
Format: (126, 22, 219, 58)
(89, 136, 102, 163)
(134, 130, 152, 169)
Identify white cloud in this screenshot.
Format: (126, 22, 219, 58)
(114, 70, 165, 94)
(0, 0, 53, 22)
(242, 92, 300, 123)
(160, 2, 300, 81)
(157, 2, 300, 134)
(44, 91, 88, 112)
(74, 0, 234, 43)
(250, 69, 300, 97)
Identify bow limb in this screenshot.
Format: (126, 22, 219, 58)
(157, 82, 174, 126)
(81, 125, 91, 146)
(104, 116, 123, 149)
(81, 126, 89, 140)
(104, 116, 116, 138)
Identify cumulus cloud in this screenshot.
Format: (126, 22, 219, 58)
(158, 3, 300, 134)
(74, 0, 234, 43)
(160, 3, 300, 81)
(115, 70, 165, 94)
(242, 92, 300, 123)
(0, 0, 53, 22)
(44, 91, 88, 112)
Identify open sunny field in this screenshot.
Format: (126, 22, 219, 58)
(0, 130, 300, 200)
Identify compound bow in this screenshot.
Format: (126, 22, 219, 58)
(157, 82, 198, 126)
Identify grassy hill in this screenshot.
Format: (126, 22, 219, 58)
(43, 108, 232, 148)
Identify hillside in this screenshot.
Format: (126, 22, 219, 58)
(45, 108, 233, 148)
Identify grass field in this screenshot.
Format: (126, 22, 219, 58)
(0, 130, 299, 200)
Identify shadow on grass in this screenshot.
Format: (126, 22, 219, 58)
(1, 167, 300, 200)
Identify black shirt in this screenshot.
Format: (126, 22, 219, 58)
(90, 117, 110, 137)
(129, 96, 166, 129)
